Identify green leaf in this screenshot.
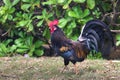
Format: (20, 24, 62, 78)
(83, 9, 90, 17)
(4, 39, 12, 46)
(116, 41, 120, 46)
(15, 38, 24, 46)
(92, 10, 101, 18)
(59, 18, 69, 28)
(28, 45, 35, 56)
(36, 16, 43, 19)
(2, 14, 8, 23)
(9, 7, 15, 13)
(3, 0, 12, 7)
(23, 13, 30, 19)
(63, 4, 69, 9)
(35, 40, 43, 48)
(18, 45, 29, 49)
(116, 34, 120, 40)
(42, 9, 47, 18)
(16, 48, 28, 53)
(34, 49, 44, 56)
(0, 7, 5, 15)
(71, 36, 78, 40)
(37, 20, 44, 27)
(57, 0, 65, 4)
(8, 14, 13, 20)
(68, 6, 83, 18)
(22, 0, 30, 2)
(116, 34, 120, 46)
(12, 0, 20, 6)
(47, 13, 53, 19)
(68, 11, 77, 18)
(10, 45, 17, 52)
(77, 16, 93, 25)
(63, 0, 72, 9)
(87, 0, 95, 9)
(27, 24, 33, 32)
(26, 36, 33, 46)
(18, 31, 25, 38)
(17, 20, 28, 27)
(73, 0, 86, 3)
(21, 4, 31, 12)
(67, 20, 76, 29)
(43, 28, 50, 38)
(0, 53, 5, 57)
(0, 43, 8, 53)
(66, 28, 72, 36)
(42, 0, 55, 5)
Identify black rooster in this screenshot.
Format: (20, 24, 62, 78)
(48, 20, 115, 74)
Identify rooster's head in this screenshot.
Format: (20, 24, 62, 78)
(48, 19, 59, 34)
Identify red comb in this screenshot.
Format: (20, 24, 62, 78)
(48, 19, 59, 27)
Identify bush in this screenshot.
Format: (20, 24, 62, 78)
(0, 0, 119, 57)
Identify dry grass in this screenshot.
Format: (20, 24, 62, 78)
(0, 56, 120, 80)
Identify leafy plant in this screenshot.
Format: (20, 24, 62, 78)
(0, 39, 13, 56)
(87, 51, 102, 59)
(0, 0, 20, 23)
(73, 0, 86, 3)
(21, 0, 40, 12)
(36, 9, 53, 27)
(116, 34, 120, 46)
(87, 0, 95, 9)
(14, 31, 43, 56)
(14, 12, 34, 32)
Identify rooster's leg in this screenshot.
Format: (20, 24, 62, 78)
(60, 59, 69, 73)
(74, 63, 79, 74)
(60, 65, 69, 73)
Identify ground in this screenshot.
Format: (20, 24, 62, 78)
(0, 56, 120, 80)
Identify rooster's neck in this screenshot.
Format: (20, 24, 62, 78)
(51, 26, 68, 47)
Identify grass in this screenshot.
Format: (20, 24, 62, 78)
(0, 56, 120, 80)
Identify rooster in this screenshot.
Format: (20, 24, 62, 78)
(47, 19, 115, 74)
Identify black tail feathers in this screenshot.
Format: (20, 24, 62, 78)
(79, 20, 115, 58)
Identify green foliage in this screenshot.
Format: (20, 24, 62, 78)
(116, 34, 120, 46)
(0, 0, 117, 58)
(14, 12, 34, 32)
(87, 0, 95, 9)
(21, 0, 40, 12)
(0, 39, 13, 56)
(73, 0, 86, 3)
(13, 31, 44, 56)
(87, 51, 102, 59)
(0, 0, 20, 23)
(36, 9, 53, 27)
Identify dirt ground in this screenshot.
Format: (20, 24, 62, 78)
(109, 46, 120, 59)
(0, 56, 120, 80)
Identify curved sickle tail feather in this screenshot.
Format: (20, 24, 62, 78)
(79, 20, 115, 58)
